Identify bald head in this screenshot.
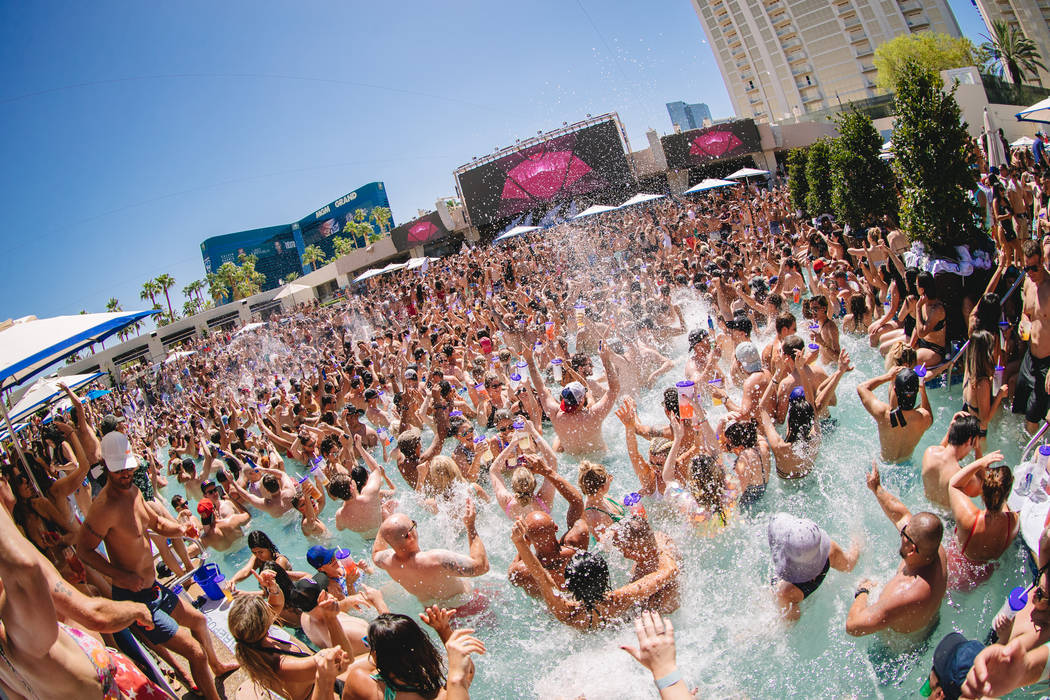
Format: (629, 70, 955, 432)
(908, 512, 943, 557)
(378, 513, 417, 553)
(523, 511, 558, 544)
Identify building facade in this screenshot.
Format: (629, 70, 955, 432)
(666, 100, 713, 130)
(974, 0, 1050, 86)
(692, 0, 961, 123)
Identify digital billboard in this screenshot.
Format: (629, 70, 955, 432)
(661, 119, 762, 170)
(390, 212, 449, 253)
(456, 119, 633, 227)
(201, 225, 300, 292)
(296, 182, 394, 261)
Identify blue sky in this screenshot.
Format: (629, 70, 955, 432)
(0, 0, 987, 322)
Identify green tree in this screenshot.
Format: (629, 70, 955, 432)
(206, 271, 230, 304)
(352, 208, 367, 223)
(874, 32, 979, 92)
(154, 273, 176, 318)
(370, 206, 392, 233)
(805, 138, 835, 217)
(980, 19, 1047, 84)
(332, 236, 355, 258)
(284, 272, 300, 283)
(786, 148, 810, 216)
(892, 59, 979, 249)
(830, 111, 898, 230)
(234, 254, 266, 298)
(182, 279, 205, 309)
(302, 245, 327, 271)
(139, 278, 160, 308)
(182, 300, 198, 317)
(105, 297, 121, 313)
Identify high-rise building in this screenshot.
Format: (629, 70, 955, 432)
(666, 100, 713, 130)
(973, 0, 1050, 86)
(692, 0, 962, 123)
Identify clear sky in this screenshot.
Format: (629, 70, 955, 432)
(0, 0, 987, 323)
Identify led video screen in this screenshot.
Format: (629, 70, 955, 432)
(661, 119, 762, 169)
(297, 182, 392, 260)
(390, 212, 449, 253)
(457, 120, 633, 227)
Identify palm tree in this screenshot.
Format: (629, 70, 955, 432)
(154, 273, 176, 318)
(353, 208, 368, 223)
(284, 272, 300, 283)
(140, 279, 160, 308)
(981, 19, 1047, 84)
(182, 300, 198, 317)
(205, 272, 229, 304)
(370, 206, 392, 233)
(105, 298, 121, 312)
(302, 245, 327, 271)
(182, 280, 205, 311)
(332, 236, 355, 258)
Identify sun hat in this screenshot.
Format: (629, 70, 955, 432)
(768, 513, 831, 584)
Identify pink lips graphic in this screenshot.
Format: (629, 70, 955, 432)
(501, 151, 593, 201)
(690, 130, 744, 158)
(407, 220, 439, 243)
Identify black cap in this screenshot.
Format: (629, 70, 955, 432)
(927, 632, 982, 700)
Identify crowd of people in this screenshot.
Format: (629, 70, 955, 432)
(6, 138, 1050, 698)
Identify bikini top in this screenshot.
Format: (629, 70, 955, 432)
(921, 306, 946, 332)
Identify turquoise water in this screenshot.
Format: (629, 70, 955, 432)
(158, 293, 1034, 699)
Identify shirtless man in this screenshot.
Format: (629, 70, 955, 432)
(328, 437, 395, 538)
(75, 431, 236, 700)
(1014, 240, 1050, 433)
(717, 341, 771, 419)
(508, 510, 589, 598)
(921, 414, 994, 508)
(810, 295, 841, 366)
(228, 468, 297, 518)
(372, 499, 489, 608)
(761, 311, 797, 376)
(196, 498, 249, 552)
(846, 463, 946, 645)
(523, 340, 619, 454)
(858, 367, 933, 463)
(610, 516, 681, 614)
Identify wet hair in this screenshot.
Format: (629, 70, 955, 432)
(563, 551, 611, 612)
(947, 415, 982, 446)
(247, 530, 279, 557)
(426, 455, 462, 495)
(319, 435, 339, 457)
(982, 466, 1014, 511)
(965, 330, 995, 385)
(662, 387, 679, 417)
(570, 353, 591, 371)
(368, 614, 446, 698)
(775, 311, 797, 335)
(688, 454, 728, 524)
(916, 271, 937, 299)
(577, 460, 610, 496)
(261, 474, 280, 494)
(229, 596, 290, 698)
(724, 420, 758, 449)
(328, 473, 353, 500)
(1023, 238, 1042, 259)
(884, 341, 917, 371)
(397, 428, 422, 457)
(785, 394, 815, 443)
(848, 294, 867, 319)
(649, 438, 672, 464)
(782, 334, 805, 358)
(510, 467, 537, 506)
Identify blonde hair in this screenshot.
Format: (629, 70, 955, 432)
(427, 455, 463, 495)
(510, 466, 537, 506)
(578, 460, 610, 496)
(228, 596, 289, 698)
(884, 341, 917, 372)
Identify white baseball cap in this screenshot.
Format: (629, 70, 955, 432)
(100, 431, 138, 472)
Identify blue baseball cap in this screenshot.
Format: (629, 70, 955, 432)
(921, 632, 982, 699)
(306, 545, 337, 569)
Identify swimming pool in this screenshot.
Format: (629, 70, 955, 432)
(157, 292, 1034, 699)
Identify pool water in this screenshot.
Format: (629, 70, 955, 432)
(157, 293, 1034, 699)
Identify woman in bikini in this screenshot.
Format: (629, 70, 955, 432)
(946, 453, 1017, 592)
(910, 271, 948, 368)
(578, 461, 627, 540)
(961, 330, 1008, 444)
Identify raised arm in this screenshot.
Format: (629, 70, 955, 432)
(591, 341, 620, 418)
(0, 506, 60, 657)
(865, 461, 910, 529)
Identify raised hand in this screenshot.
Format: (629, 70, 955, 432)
(620, 611, 679, 680)
(420, 605, 456, 643)
(866, 460, 881, 493)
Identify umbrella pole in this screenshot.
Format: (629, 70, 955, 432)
(0, 394, 40, 494)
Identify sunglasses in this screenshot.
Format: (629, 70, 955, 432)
(498, 424, 513, 432)
(205, 488, 218, 495)
(1025, 264, 1042, 273)
(900, 525, 916, 547)
(405, 520, 417, 537)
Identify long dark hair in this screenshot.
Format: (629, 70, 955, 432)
(368, 614, 445, 698)
(563, 551, 611, 613)
(247, 530, 279, 558)
(785, 395, 815, 443)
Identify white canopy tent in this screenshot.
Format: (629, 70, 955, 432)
(233, 322, 265, 337)
(573, 204, 618, 219)
(8, 371, 106, 424)
(493, 225, 540, 243)
(617, 193, 665, 208)
(274, 282, 317, 308)
(163, 350, 196, 365)
(380, 262, 408, 273)
(1012, 135, 1036, 147)
(726, 167, 770, 180)
(405, 256, 440, 270)
(1017, 96, 1050, 124)
(684, 178, 738, 194)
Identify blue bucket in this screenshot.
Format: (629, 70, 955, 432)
(192, 563, 226, 601)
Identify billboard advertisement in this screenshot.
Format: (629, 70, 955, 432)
(390, 212, 449, 253)
(201, 225, 300, 292)
(456, 119, 633, 227)
(661, 119, 762, 169)
(296, 181, 394, 262)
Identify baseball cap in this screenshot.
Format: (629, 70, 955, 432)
(768, 513, 831, 584)
(100, 413, 124, 436)
(100, 431, 137, 472)
(921, 632, 983, 699)
(292, 578, 324, 611)
(735, 342, 762, 374)
(404, 368, 418, 380)
(894, 368, 919, 398)
(560, 382, 586, 412)
(813, 259, 826, 273)
(196, 499, 215, 516)
(688, 328, 709, 349)
(307, 545, 337, 569)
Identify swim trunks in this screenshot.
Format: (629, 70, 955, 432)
(111, 582, 180, 644)
(771, 557, 831, 600)
(1013, 349, 1050, 424)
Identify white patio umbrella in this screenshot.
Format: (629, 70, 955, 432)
(684, 178, 738, 194)
(726, 167, 770, 180)
(493, 225, 540, 243)
(984, 107, 1007, 169)
(573, 204, 618, 219)
(1017, 96, 1050, 124)
(8, 371, 106, 423)
(617, 193, 665, 208)
(233, 322, 265, 337)
(1012, 135, 1036, 147)
(163, 350, 196, 364)
(353, 268, 385, 283)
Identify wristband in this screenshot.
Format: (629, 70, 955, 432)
(654, 668, 683, 691)
(854, 587, 870, 599)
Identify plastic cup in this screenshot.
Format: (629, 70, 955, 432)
(551, 358, 563, 381)
(708, 378, 723, 406)
(676, 380, 696, 417)
(807, 343, 820, 364)
(545, 322, 555, 340)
